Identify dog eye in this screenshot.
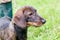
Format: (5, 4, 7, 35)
(35, 10, 36, 12)
(29, 13, 33, 16)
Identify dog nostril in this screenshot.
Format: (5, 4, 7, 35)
(41, 20, 46, 24)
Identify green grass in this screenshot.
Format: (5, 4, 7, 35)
(12, 0, 60, 40)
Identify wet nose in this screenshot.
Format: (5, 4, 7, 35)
(41, 19, 46, 24)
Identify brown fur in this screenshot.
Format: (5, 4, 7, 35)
(0, 6, 46, 40)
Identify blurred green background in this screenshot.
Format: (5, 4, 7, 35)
(12, 0, 60, 40)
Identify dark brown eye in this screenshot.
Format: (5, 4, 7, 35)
(29, 13, 33, 16)
(35, 10, 36, 12)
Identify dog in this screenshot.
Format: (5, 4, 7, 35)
(0, 6, 46, 40)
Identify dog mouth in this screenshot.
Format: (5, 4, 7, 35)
(27, 22, 43, 27)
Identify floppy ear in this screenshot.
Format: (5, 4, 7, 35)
(13, 9, 26, 29)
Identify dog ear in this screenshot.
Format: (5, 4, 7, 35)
(13, 9, 26, 29)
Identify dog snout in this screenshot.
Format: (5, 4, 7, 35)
(41, 19, 46, 24)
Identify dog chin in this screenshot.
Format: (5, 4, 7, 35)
(33, 23, 42, 27)
(27, 22, 42, 27)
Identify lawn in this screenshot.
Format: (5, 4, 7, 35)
(12, 0, 60, 40)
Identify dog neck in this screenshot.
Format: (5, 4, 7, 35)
(9, 22, 14, 31)
(14, 23, 27, 40)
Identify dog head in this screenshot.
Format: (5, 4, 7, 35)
(13, 6, 46, 29)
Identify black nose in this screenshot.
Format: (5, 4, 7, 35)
(41, 19, 46, 24)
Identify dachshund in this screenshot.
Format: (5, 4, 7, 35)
(0, 6, 46, 40)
